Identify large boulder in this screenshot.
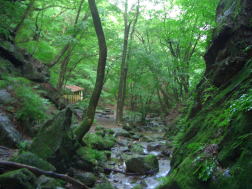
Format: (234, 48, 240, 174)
(0, 111, 22, 147)
(30, 107, 72, 160)
(36, 175, 63, 189)
(83, 133, 116, 150)
(73, 171, 96, 187)
(0, 40, 49, 82)
(11, 151, 56, 171)
(0, 168, 36, 189)
(111, 128, 130, 137)
(76, 147, 107, 171)
(126, 155, 159, 174)
(0, 89, 13, 105)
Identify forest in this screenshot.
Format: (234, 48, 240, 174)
(0, 0, 251, 188)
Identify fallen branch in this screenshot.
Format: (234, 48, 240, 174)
(0, 161, 89, 189)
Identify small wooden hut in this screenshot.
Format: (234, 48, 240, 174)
(64, 85, 84, 104)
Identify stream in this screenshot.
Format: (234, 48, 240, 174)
(108, 137, 171, 189)
(94, 108, 172, 189)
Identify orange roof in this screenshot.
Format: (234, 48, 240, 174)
(65, 85, 84, 92)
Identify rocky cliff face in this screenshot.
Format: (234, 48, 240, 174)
(159, 0, 252, 188)
(0, 40, 49, 82)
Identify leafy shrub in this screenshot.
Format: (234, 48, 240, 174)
(0, 80, 8, 89)
(83, 133, 116, 150)
(229, 90, 252, 114)
(77, 147, 106, 165)
(15, 85, 47, 122)
(2, 76, 47, 123)
(193, 158, 216, 182)
(187, 142, 205, 153)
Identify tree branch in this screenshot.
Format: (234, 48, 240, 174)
(0, 161, 89, 189)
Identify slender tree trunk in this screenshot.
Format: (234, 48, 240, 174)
(13, 0, 36, 40)
(55, 0, 85, 91)
(116, 0, 140, 124)
(57, 50, 72, 90)
(75, 0, 107, 142)
(116, 24, 131, 124)
(49, 0, 86, 68)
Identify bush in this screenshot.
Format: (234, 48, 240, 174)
(0, 76, 48, 129)
(15, 85, 47, 122)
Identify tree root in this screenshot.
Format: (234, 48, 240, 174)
(0, 161, 89, 189)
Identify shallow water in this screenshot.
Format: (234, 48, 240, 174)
(108, 138, 171, 189)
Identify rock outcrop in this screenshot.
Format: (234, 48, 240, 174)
(0, 40, 49, 82)
(126, 155, 159, 174)
(159, 0, 252, 189)
(0, 110, 22, 147)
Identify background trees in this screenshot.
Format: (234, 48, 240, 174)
(0, 0, 218, 123)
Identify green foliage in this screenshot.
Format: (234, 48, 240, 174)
(83, 133, 116, 150)
(229, 91, 252, 113)
(0, 76, 47, 122)
(14, 84, 47, 122)
(77, 147, 107, 165)
(187, 142, 205, 153)
(130, 143, 144, 154)
(11, 151, 56, 171)
(201, 79, 219, 104)
(193, 157, 217, 182)
(94, 182, 115, 189)
(17, 141, 31, 152)
(0, 80, 8, 89)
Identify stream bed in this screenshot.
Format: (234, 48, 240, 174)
(107, 132, 171, 189)
(94, 109, 172, 189)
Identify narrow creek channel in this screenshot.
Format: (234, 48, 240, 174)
(94, 109, 172, 189)
(108, 134, 171, 189)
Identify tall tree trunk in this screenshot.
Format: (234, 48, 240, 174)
(75, 0, 107, 142)
(13, 0, 36, 40)
(116, 0, 139, 124)
(116, 23, 131, 124)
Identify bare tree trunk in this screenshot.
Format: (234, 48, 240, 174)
(13, 0, 36, 40)
(116, 0, 140, 124)
(75, 0, 107, 142)
(57, 50, 72, 90)
(116, 19, 131, 123)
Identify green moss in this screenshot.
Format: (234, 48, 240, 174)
(36, 175, 64, 189)
(30, 108, 72, 160)
(83, 133, 116, 150)
(11, 151, 56, 171)
(161, 58, 252, 189)
(131, 143, 144, 154)
(77, 146, 107, 165)
(0, 168, 36, 189)
(94, 182, 115, 189)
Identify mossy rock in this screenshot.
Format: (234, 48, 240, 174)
(36, 175, 64, 189)
(83, 133, 116, 150)
(30, 108, 72, 159)
(126, 154, 159, 174)
(0, 168, 36, 189)
(73, 172, 96, 187)
(130, 143, 145, 154)
(11, 151, 56, 171)
(132, 184, 145, 189)
(94, 182, 116, 189)
(77, 147, 107, 166)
